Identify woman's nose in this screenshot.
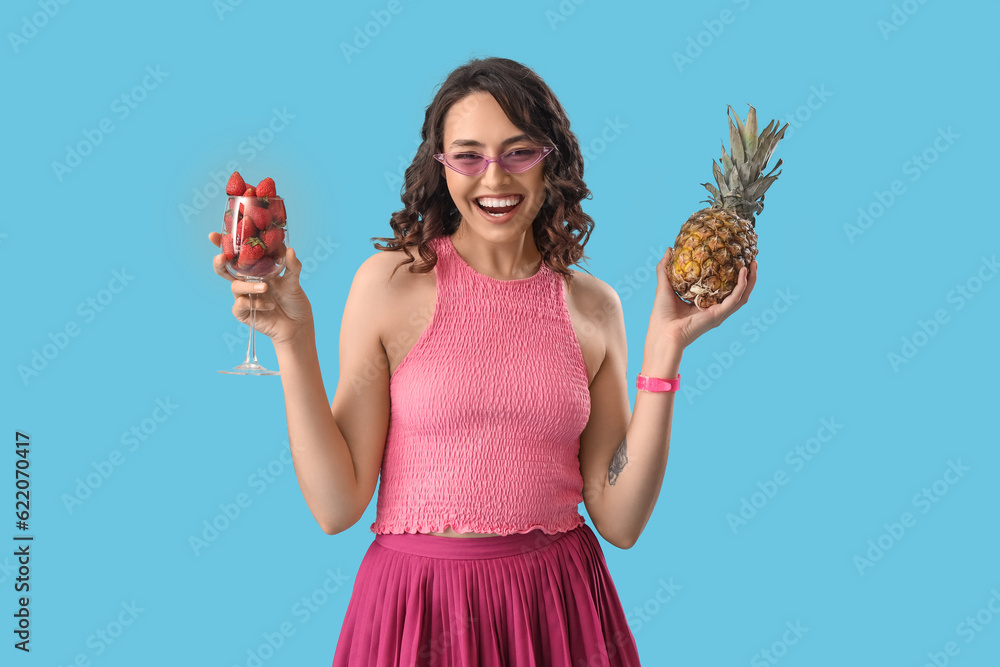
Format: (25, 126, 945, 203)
(480, 159, 510, 188)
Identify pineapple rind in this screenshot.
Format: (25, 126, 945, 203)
(669, 208, 758, 309)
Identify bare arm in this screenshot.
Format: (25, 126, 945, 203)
(275, 326, 363, 535)
(598, 336, 683, 549)
(213, 239, 391, 535)
(276, 253, 391, 534)
(581, 251, 755, 549)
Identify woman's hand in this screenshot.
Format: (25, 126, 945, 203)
(209, 232, 314, 345)
(649, 248, 757, 350)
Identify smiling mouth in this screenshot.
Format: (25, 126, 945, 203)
(476, 195, 523, 216)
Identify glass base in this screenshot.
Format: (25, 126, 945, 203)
(218, 362, 279, 376)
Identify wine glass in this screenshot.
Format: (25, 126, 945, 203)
(218, 194, 288, 375)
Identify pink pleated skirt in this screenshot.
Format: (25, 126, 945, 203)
(331, 522, 641, 666)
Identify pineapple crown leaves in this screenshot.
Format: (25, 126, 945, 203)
(701, 104, 789, 226)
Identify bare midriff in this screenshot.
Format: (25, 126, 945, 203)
(422, 527, 501, 538)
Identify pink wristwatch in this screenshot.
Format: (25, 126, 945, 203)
(637, 373, 681, 392)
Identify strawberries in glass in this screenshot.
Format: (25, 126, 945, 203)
(222, 171, 287, 280)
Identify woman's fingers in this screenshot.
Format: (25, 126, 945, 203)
(737, 260, 757, 308)
(232, 297, 257, 321)
(212, 253, 236, 282)
(210, 233, 239, 282)
(728, 261, 756, 311)
(717, 267, 748, 313)
(231, 280, 267, 296)
(700, 265, 749, 327)
(233, 293, 276, 314)
(282, 247, 302, 285)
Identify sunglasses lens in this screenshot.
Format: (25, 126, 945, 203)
(448, 153, 487, 174)
(500, 148, 544, 172)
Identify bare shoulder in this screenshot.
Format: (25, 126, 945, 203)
(353, 246, 436, 352)
(565, 267, 623, 325)
(351, 246, 436, 307)
(355, 245, 421, 288)
(562, 268, 625, 385)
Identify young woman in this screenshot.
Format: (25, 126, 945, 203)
(210, 57, 755, 666)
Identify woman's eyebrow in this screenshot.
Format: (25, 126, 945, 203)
(448, 134, 530, 149)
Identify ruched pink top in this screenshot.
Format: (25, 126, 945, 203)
(370, 234, 591, 536)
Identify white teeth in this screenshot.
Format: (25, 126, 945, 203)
(476, 196, 522, 207)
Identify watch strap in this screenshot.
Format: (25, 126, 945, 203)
(637, 373, 680, 392)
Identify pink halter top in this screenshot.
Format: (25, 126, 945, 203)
(370, 234, 591, 536)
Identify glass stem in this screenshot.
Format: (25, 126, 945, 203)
(246, 292, 259, 365)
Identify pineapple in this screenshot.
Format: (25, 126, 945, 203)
(668, 105, 788, 308)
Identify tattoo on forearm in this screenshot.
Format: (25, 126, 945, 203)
(608, 437, 628, 486)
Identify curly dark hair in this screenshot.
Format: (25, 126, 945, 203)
(370, 56, 595, 284)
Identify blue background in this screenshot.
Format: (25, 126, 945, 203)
(4, 0, 998, 665)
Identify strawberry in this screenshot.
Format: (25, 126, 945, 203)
(256, 177, 276, 198)
(223, 207, 241, 232)
(250, 256, 277, 277)
(243, 185, 256, 197)
(269, 198, 286, 223)
(221, 233, 237, 261)
(245, 203, 272, 230)
(226, 171, 246, 196)
(237, 237, 266, 269)
(235, 218, 257, 245)
(262, 226, 285, 255)
(271, 244, 287, 264)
